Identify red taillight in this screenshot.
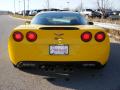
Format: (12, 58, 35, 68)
(81, 32, 92, 42)
(26, 31, 37, 42)
(13, 31, 23, 42)
(95, 32, 105, 42)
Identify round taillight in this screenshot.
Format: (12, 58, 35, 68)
(13, 31, 23, 42)
(26, 31, 37, 42)
(95, 32, 105, 42)
(81, 32, 92, 42)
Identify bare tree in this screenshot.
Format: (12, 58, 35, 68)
(97, 0, 112, 18)
(80, 0, 83, 11)
(75, 0, 83, 12)
(46, 0, 50, 9)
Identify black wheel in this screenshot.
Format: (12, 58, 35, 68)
(95, 62, 107, 69)
(12, 64, 17, 68)
(13, 62, 24, 69)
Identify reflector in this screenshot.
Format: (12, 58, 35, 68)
(13, 31, 23, 42)
(81, 32, 92, 42)
(95, 32, 105, 42)
(26, 31, 37, 42)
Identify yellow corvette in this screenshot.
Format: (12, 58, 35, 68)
(8, 11, 110, 69)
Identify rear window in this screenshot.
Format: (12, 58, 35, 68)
(31, 12, 87, 25)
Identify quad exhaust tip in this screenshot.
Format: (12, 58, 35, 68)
(16, 62, 100, 71)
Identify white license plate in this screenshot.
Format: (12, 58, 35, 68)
(49, 45, 69, 55)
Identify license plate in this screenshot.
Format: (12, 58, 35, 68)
(49, 45, 69, 55)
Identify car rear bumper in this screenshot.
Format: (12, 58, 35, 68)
(8, 44, 110, 65)
(16, 61, 104, 69)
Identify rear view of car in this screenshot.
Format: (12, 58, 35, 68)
(29, 10, 37, 16)
(80, 9, 93, 17)
(91, 11, 102, 18)
(8, 11, 110, 69)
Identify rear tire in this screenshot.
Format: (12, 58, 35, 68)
(12, 62, 24, 69)
(95, 63, 107, 69)
(12, 64, 17, 68)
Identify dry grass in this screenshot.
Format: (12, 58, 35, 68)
(88, 18, 120, 41)
(104, 28, 120, 41)
(11, 14, 33, 20)
(10, 14, 120, 41)
(12, 14, 120, 24)
(88, 18, 120, 25)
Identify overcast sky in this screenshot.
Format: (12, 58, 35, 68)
(0, 0, 119, 11)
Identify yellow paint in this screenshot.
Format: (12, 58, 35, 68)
(8, 25, 110, 65)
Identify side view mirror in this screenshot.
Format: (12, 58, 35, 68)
(25, 20, 31, 25)
(88, 22, 94, 25)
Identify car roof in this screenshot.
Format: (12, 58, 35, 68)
(37, 11, 80, 15)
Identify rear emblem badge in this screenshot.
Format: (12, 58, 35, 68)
(54, 37, 63, 40)
(54, 33, 64, 43)
(54, 33, 64, 36)
(54, 37, 63, 44)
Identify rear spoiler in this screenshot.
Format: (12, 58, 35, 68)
(39, 27, 79, 30)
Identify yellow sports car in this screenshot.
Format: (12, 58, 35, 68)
(8, 11, 110, 69)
